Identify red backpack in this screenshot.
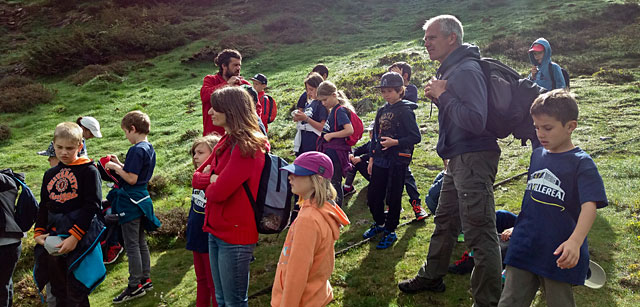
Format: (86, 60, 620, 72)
(334, 105, 364, 146)
(262, 95, 277, 124)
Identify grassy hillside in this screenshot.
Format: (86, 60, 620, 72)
(2, 0, 640, 306)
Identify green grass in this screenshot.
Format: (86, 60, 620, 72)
(2, 0, 640, 306)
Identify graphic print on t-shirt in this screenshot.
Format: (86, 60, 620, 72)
(47, 168, 79, 203)
(526, 168, 566, 210)
(192, 189, 206, 214)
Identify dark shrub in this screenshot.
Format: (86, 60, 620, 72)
(154, 207, 189, 239)
(68, 64, 112, 85)
(0, 125, 10, 142)
(593, 68, 635, 84)
(0, 78, 55, 113)
(147, 174, 170, 197)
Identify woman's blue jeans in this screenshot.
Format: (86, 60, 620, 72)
(208, 234, 255, 307)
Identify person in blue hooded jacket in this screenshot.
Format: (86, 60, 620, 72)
(528, 38, 566, 90)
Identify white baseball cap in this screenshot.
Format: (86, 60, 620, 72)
(584, 260, 606, 289)
(79, 116, 102, 138)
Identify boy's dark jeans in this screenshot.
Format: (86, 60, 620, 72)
(46, 252, 90, 307)
(0, 241, 21, 307)
(417, 151, 502, 307)
(344, 160, 370, 187)
(367, 164, 407, 232)
(404, 167, 420, 202)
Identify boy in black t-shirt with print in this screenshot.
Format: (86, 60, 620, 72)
(105, 111, 161, 303)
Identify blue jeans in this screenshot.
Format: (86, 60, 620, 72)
(208, 234, 255, 307)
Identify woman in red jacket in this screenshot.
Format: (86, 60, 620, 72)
(192, 86, 267, 307)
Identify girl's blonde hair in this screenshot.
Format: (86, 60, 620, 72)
(190, 134, 221, 168)
(308, 174, 337, 208)
(316, 80, 355, 113)
(210, 86, 268, 157)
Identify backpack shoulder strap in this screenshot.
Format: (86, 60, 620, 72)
(548, 62, 556, 90)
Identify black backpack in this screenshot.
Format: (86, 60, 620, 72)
(548, 62, 570, 89)
(11, 175, 40, 232)
(447, 58, 547, 145)
(242, 151, 292, 234)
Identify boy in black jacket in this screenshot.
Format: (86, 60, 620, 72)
(34, 122, 103, 306)
(363, 72, 421, 249)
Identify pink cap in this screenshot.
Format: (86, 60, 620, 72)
(281, 151, 333, 179)
(529, 44, 544, 52)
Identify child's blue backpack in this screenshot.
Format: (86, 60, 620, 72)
(242, 151, 292, 234)
(11, 175, 40, 232)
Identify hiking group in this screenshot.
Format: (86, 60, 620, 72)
(0, 13, 608, 307)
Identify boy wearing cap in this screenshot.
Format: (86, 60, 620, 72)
(251, 73, 278, 132)
(33, 122, 103, 306)
(498, 90, 607, 306)
(528, 38, 566, 90)
(363, 72, 422, 249)
(76, 116, 103, 157)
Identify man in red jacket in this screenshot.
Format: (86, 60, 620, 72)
(199, 49, 253, 136)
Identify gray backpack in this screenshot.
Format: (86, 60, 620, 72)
(242, 152, 292, 234)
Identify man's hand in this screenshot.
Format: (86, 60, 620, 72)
(292, 110, 307, 122)
(380, 137, 398, 150)
(57, 236, 79, 254)
(105, 161, 119, 171)
(500, 227, 513, 241)
(367, 161, 373, 175)
(425, 79, 447, 100)
(35, 234, 49, 246)
(110, 155, 122, 166)
(227, 76, 240, 86)
(554, 238, 581, 269)
(351, 156, 361, 164)
(530, 66, 538, 78)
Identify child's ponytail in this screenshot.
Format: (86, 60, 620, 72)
(317, 81, 356, 113)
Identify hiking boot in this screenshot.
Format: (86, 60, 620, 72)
(140, 278, 153, 291)
(398, 276, 446, 294)
(113, 284, 145, 304)
(448, 251, 475, 275)
(343, 185, 356, 197)
(363, 223, 385, 239)
(104, 243, 124, 265)
(411, 200, 429, 221)
(376, 230, 397, 249)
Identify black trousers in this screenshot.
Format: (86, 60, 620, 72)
(0, 241, 21, 307)
(45, 253, 90, 307)
(367, 164, 407, 232)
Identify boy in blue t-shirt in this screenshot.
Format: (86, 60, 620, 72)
(105, 110, 160, 303)
(499, 90, 608, 307)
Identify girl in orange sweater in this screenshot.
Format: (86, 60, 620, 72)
(272, 151, 350, 307)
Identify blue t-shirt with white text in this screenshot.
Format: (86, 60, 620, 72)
(298, 99, 328, 154)
(504, 147, 607, 285)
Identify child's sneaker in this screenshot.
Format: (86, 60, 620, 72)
(362, 223, 385, 239)
(448, 251, 475, 274)
(113, 284, 146, 304)
(411, 200, 429, 221)
(140, 278, 153, 291)
(343, 185, 356, 197)
(376, 230, 397, 249)
(104, 243, 124, 265)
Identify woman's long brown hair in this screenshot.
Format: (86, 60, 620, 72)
(210, 86, 267, 157)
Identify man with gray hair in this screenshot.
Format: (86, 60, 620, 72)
(398, 14, 502, 307)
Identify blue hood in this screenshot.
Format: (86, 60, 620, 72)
(529, 37, 552, 67)
(528, 37, 565, 90)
